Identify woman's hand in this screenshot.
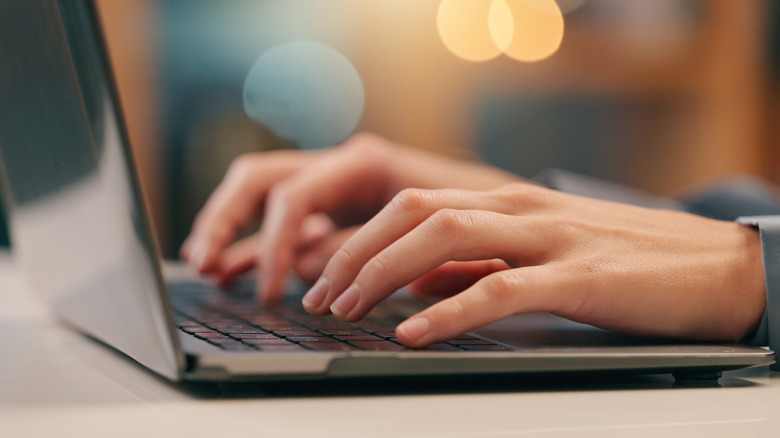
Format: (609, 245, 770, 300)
(302, 183, 767, 347)
(181, 132, 521, 302)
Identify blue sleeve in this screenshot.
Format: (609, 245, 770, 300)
(736, 215, 780, 369)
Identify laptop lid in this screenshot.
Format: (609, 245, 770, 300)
(0, 0, 183, 380)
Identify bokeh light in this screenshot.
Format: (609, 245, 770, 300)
(503, 0, 564, 62)
(489, 0, 515, 51)
(243, 40, 364, 149)
(437, 0, 565, 63)
(437, 0, 503, 62)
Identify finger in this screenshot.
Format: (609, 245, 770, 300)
(207, 213, 335, 285)
(257, 143, 395, 303)
(179, 238, 194, 261)
(212, 233, 261, 286)
(409, 259, 509, 300)
(298, 213, 336, 246)
(295, 227, 358, 284)
(306, 189, 514, 313)
(396, 265, 566, 347)
(183, 151, 312, 273)
(326, 210, 551, 321)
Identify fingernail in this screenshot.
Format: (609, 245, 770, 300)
(302, 277, 329, 310)
(397, 316, 430, 342)
(330, 284, 360, 318)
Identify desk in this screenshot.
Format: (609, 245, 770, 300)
(2, 251, 780, 438)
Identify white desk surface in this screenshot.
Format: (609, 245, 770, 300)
(2, 251, 780, 438)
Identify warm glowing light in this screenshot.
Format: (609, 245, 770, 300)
(503, 0, 564, 62)
(437, 0, 565, 63)
(437, 0, 503, 62)
(488, 0, 514, 51)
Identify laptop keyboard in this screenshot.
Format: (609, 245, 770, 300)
(170, 282, 512, 353)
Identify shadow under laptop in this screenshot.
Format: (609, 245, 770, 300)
(170, 369, 766, 400)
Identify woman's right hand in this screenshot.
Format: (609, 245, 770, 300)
(180, 132, 521, 303)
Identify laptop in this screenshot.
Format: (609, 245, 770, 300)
(0, 0, 773, 386)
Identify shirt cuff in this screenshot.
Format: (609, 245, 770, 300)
(736, 215, 780, 369)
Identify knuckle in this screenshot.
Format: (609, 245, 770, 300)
(364, 252, 394, 283)
(341, 131, 384, 156)
(556, 260, 603, 318)
(438, 298, 469, 325)
(495, 183, 551, 210)
(545, 216, 572, 233)
(496, 182, 528, 192)
(427, 209, 473, 237)
(545, 217, 587, 246)
(560, 285, 597, 320)
(226, 153, 260, 180)
(265, 182, 294, 209)
(485, 271, 527, 304)
(209, 221, 235, 245)
(568, 256, 604, 277)
(391, 188, 432, 213)
(331, 245, 359, 271)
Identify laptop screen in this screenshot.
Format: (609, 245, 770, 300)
(0, 0, 182, 379)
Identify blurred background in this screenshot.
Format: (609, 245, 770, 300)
(3, 0, 779, 257)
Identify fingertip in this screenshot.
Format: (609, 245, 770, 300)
(187, 241, 215, 274)
(179, 239, 192, 260)
(329, 284, 361, 320)
(302, 277, 329, 313)
(259, 272, 285, 306)
(396, 316, 431, 347)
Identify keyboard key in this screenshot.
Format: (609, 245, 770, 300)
(274, 330, 324, 337)
(336, 335, 386, 342)
(421, 343, 463, 351)
(369, 331, 398, 338)
(241, 337, 294, 344)
(209, 323, 258, 331)
(255, 344, 307, 352)
(180, 326, 215, 333)
(195, 332, 230, 339)
(450, 335, 482, 341)
(206, 339, 256, 350)
(350, 341, 410, 351)
(285, 336, 339, 343)
(230, 334, 281, 340)
(450, 339, 496, 345)
(325, 329, 368, 337)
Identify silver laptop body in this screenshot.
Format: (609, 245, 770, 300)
(0, 0, 772, 385)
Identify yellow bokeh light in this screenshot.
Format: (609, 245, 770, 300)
(437, 0, 502, 62)
(503, 0, 564, 62)
(437, 0, 565, 63)
(488, 0, 514, 52)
